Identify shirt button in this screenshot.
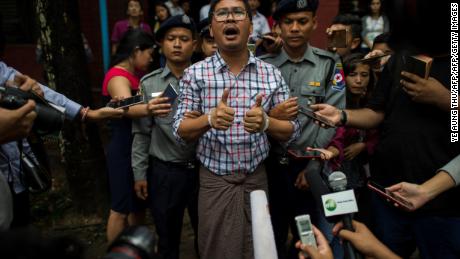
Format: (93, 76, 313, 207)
(290, 88, 295, 92)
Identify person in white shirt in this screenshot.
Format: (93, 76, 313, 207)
(248, 0, 270, 47)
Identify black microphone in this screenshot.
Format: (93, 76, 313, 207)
(328, 171, 362, 259)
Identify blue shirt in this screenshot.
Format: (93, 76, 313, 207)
(0, 61, 82, 193)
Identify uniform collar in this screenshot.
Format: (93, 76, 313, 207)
(213, 49, 257, 72)
(276, 44, 317, 66)
(160, 64, 172, 78)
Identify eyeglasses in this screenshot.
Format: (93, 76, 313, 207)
(212, 7, 248, 22)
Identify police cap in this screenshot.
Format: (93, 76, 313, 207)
(155, 14, 196, 41)
(273, 0, 319, 20)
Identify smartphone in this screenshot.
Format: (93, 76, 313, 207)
(161, 83, 179, 105)
(295, 214, 317, 250)
(401, 55, 433, 80)
(106, 95, 144, 109)
(328, 29, 347, 49)
(360, 53, 391, 64)
(288, 149, 322, 159)
(367, 181, 414, 210)
(298, 107, 336, 128)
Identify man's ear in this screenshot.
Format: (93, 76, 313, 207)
(312, 16, 318, 31)
(192, 39, 198, 52)
(351, 37, 361, 51)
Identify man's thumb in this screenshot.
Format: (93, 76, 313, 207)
(221, 88, 229, 105)
(255, 94, 263, 107)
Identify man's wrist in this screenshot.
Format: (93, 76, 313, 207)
(208, 108, 216, 128)
(261, 112, 270, 132)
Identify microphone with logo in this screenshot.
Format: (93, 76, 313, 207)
(322, 171, 362, 259)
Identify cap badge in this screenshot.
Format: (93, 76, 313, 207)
(297, 0, 307, 9)
(182, 15, 191, 24)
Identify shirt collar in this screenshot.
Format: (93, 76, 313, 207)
(277, 44, 317, 66)
(160, 64, 172, 78)
(213, 49, 257, 72)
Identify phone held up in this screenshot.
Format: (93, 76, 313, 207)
(367, 181, 415, 211)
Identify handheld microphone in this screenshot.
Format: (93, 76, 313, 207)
(328, 171, 362, 259)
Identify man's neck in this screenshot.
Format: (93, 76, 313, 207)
(252, 10, 257, 16)
(219, 49, 249, 75)
(128, 17, 141, 27)
(283, 44, 308, 62)
(166, 60, 190, 78)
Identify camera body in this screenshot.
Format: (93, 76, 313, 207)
(0, 85, 64, 135)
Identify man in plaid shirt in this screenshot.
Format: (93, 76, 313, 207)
(172, 0, 299, 258)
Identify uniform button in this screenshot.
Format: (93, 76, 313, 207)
(291, 88, 295, 92)
(294, 69, 297, 73)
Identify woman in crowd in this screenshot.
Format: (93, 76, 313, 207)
(361, 0, 389, 52)
(111, 0, 152, 55)
(151, 2, 171, 34)
(309, 53, 378, 224)
(102, 29, 155, 243)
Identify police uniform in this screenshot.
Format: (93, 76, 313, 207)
(261, 0, 346, 258)
(131, 15, 198, 259)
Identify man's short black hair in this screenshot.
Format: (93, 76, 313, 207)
(332, 13, 362, 40)
(373, 32, 390, 45)
(208, 0, 252, 22)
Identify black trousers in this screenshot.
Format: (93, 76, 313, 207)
(265, 154, 324, 259)
(147, 158, 199, 259)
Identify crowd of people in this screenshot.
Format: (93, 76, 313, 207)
(1, 0, 459, 259)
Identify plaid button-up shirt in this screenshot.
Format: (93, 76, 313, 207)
(173, 51, 300, 175)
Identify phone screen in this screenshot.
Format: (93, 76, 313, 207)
(328, 29, 347, 48)
(107, 95, 144, 109)
(298, 107, 336, 128)
(162, 83, 178, 105)
(288, 149, 322, 159)
(367, 181, 414, 210)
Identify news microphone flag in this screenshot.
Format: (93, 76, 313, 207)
(250, 190, 278, 259)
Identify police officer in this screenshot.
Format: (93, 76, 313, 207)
(131, 15, 199, 259)
(260, 0, 346, 258)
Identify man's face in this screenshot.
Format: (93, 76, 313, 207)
(201, 36, 218, 57)
(248, 0, 260, 12)
(127, 0, 142, 17)
(279, 11, 317, 50)
(210, 0, 253, 53)
(161, 27, 196, 64)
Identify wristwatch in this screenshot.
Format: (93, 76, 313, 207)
(340, 109, 347, 126)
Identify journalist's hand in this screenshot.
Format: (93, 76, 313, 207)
(296, 225, 333, 259)
(309, 104, 341, 127)
(400, 71, 450, 109)
(0, 100, 37, 144)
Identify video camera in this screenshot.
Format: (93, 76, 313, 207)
(0, 84, 64, 135)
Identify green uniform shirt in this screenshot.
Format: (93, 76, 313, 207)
(131, 65, 196, 181)
(261, 44, 346, 153)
